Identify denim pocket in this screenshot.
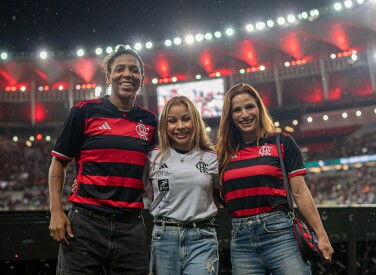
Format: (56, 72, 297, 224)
(152, 226, 165, 241)
(67, 208, 78, 224)
(231, 223, 241, 239)
(262, 216, 291, 233)
(197, 227, 217, 239)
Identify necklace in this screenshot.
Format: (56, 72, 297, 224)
(118, 108, 131, 112)
(172, 147, 190, 162)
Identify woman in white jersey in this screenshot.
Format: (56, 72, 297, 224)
(147, 96, 219, 275)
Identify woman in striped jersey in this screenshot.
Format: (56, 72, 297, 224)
(217, 83, 333, 274)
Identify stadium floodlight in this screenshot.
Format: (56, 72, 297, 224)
(214, 31, 222, 38)
(344, 0, 353, 8)
(1, 52, 8, 60)
(287, 15, 296, 23)
(284, 62, 290, 67)
(58, 85, 64, 91)
(106, 47, 113, 54)
(351, 54, 358, 61)
(195, 74, 202, 80)
(342, 112, 348, 118)
(171, 77, 177, 82)
(293, 120, 298, 125)
(301, 12, 308, 19)
(356, 110, 362, 117)
(374, 108, 376, 114)
(152, 78, 158, 84)
(246, 24, 255, 32)
(77, 49, 85, 57)
(266, 20, 274, 28)
(239, 69, 245, 74)
(20, 86, 26, 92)
(30, 136, 35, 141)
(13, 136, 18, 142)
(255, 22, 266, 30)
(165, 39, 172, 47)
(330, 53, 336, 59)
(38, 86, 44, 91)
(173, 37, 182, 45)
(185, 35, 194, 44)
(40, 51, 48, 59)
(274, 121, 280, 127)
(323, 115, 329, 121)
(225, 28, 234, 36)
(334, 3, 342, 11)
(46, 136, 51, 141)
(204, 33, 213, 40)
(124, 45, 131, 50)
(95, 48, 103, 55)
(75, 84, 81, 90)
(195, 34, 204, 42)
(215, 72, 221, 77)
(277, 17, 286, 25)
(145, 42, 153, 49)
(310, 9, 320, 17)
(206, 127, 211, 132)
(356, 0, 364, 4)
(259, 65, 266, 71)
(134, 43, 142, 51)
(307, 117, 313, 123)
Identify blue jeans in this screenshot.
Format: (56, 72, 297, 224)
(150, 223, 219, 275)
(231, 210, 311, 275)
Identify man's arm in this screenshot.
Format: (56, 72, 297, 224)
(48, 156, 73, 245)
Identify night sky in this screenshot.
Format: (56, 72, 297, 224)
(1, 0, 328, 52)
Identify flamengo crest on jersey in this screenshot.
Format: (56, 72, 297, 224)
(259, 144, 273, 156)
(135, 123, 149, 140)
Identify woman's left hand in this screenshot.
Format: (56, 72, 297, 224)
(317, 231, 334, 262)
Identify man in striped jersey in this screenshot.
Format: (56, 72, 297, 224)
(48, 46, 157, 274)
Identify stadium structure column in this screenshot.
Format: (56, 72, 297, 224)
(273, 66, 283, 107)
(68, 77, 74, 109)
(367, 37, 376, 94)
(319, 57, 329, 101)
(30, 76, 36, 126)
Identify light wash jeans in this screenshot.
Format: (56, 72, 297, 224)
(149, 223, 219, 275)
(231, 210, 311, 275)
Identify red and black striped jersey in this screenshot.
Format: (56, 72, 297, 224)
(222, 133, 306, 218)
(52, 95, 157, 214)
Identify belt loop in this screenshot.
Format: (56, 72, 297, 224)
(193, 221, 197, 229)
(162, 220, 166, 232)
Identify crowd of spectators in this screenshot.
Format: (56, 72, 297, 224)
(304, 128, 376, 161)
(0, 137, 74, 211)
(0, 128, 375, 211)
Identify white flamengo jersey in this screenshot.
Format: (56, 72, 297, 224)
(146, 147, 218, 221)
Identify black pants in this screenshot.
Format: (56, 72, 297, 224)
(56, 205, 149, 275)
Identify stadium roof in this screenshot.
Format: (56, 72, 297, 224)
(0, 0, 375, 108)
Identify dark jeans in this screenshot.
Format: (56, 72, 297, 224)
(56, 205, 149, 275)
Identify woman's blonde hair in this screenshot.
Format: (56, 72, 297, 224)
(217, 83, 275, 183)
(155, 96, 214, 164)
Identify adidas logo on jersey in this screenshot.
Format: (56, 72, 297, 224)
(99, 122, 111, 130)
(159, 163, 168, 169)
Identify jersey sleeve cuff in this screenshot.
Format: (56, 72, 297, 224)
(51, 150, 72, 161)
